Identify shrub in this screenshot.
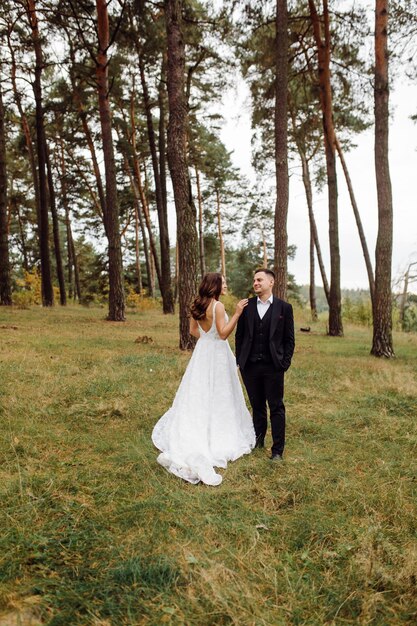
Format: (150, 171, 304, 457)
(13, 270, 42, 308)
(125, 286, 161, 311)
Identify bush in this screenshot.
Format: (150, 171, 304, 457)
(13, 270, 42, 308)
(125, 287, 161, 311)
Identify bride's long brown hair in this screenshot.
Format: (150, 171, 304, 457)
(190, 273, 223, 320)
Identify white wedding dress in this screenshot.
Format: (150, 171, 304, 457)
(152, 302, 255, 486)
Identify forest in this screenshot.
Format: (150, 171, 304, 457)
(1, 3, 417, 624)
(0, 0, 416, 352)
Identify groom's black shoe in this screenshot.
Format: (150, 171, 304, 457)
(270, 453, 283, 462)
(254, 436, 264, 449)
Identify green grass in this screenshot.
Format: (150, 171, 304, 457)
(0, 305, 416, 625)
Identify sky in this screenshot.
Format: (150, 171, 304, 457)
(219, 77, 417, 291)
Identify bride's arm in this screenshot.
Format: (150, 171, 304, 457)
(189, 317, 200, 338)
(215, 300, 248, 340)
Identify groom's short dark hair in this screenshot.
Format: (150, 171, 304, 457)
(254, 268, 275, 279)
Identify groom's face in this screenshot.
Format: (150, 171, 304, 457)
(253, 271, 274, 297)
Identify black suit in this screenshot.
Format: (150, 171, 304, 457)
(235, 296, 295, 455)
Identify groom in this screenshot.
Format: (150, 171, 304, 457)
(235, 269, 295, 461)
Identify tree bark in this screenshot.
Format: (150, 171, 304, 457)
(215, 188, 226, 278)
(57, 130, 74, 299)
(195, 167, 206, 278)
(335, 136, 375, 304)
(16, 202, 30, 273)
(149, 246, 156, 298)
(27, 0, 54, 307)
(371, 0, 394, 356)
(134, 202, 143, 294)
(159, 53, 169, 228)
(46, 144, 66, 305)
(66, 214, 81, 302)
(309, 0, 343, 336)
(67, 39, 107, 232)
(289, 107, 330, 304)
(66, 147, 103, 219)
(165, 0, 199, 349)
(128, 145, 161, 295)
(274, 0, 289, 300)
(128, 95, 162, 296)
(0, 83, 12, 305)
(138, 53, 174, 313)
(399, 262, 417, 331)
(71, 231, 81, 302)
(121, 151, 153, 296)
(309, 229, 318, 321)
(261, 227, 268, 268)
(7, 26, 41, 232)
(95, 0, 125, 321)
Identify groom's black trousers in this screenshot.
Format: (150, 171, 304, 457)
(241, 361, 285, 455)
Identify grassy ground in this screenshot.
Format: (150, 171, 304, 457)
(0, 304, 416, 626)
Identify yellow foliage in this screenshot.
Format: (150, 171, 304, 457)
(13, 270, 43, 308)
(125, 286, 160, 311)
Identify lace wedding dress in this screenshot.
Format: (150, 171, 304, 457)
(152, 302, 255, 486)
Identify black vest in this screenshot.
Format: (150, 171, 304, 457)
(249, 304, 273, 363)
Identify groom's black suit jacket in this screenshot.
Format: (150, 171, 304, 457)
(235, 296, 295, 372)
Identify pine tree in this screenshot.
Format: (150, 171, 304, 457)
(371, 0, 394, 357)
(165, 0, 199, 349)
(0, 82, 12, 305)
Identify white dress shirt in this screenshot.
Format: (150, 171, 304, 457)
(257, 294, 273, 319)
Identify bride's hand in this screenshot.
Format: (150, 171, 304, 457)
(235, 299, 249, 316)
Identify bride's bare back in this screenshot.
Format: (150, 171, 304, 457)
(197, 300, 216, 333)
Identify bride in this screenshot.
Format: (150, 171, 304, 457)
(152, 273, 255, 486)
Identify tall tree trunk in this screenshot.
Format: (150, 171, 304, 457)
(149, 248, 156, 298)
(0, 84, 12, 305)
(399, 262, 416, 331)
(174, 244, 179, 303)
(129, 144, 161, 293)
(291, 103, 331, 306)
(66, 213, 80, 302)
(134, 203, 143, 294)
(309, 229, 318, 321)
(371, 0, 394, 357)
(73, 91, 106, 227)
(57, 130, 74, 299)
(261, 227, 268, 268)
(274, 0, 289, 300)
(159, 54, 169, 223)
(121, 150, 153, 296)
(71, 233, 81, 301)
(138, 56, 174, 313)
(301, 153, 330, 302)
(309, 0, 343, 336)
(335, 136, 375, 304)
(7, 27, 41, 231)
(95, 0, 125, 321)
(66, 211, 74, 300)
(195, 167, 206, 278)
(27, 0, 54, 307)
(46, 144, 66, 305)
(215, 188, 226, 278)
(165, 0, 199, 349)
(128, 95, 162, 296)
(66, 146, 103, 219)
(16, 202, 30, 273)
(67, 39, 107, 233)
